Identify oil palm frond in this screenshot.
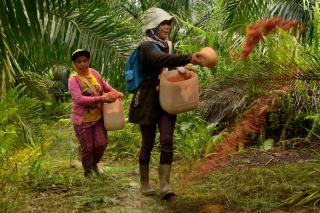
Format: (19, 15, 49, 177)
(0, 0, 137, 94)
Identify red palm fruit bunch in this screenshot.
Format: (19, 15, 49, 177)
(240, 17, 301, 60)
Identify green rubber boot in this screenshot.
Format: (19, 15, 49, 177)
(159, 164, 175, 200)
(139, 164, 156, 195)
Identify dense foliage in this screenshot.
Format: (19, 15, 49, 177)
(0, 0, 320, 211)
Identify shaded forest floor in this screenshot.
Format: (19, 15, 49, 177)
(1, 123, 320, 213)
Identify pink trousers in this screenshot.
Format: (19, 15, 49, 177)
(73, 119, 108, 176)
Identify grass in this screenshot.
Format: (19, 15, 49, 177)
(171, 162, 320, 212)
(0, 120, 320, 212)
(19, 158, 173, 213)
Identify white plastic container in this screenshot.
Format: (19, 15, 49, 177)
(159, 69, 199, 114)
(103, 99, 125, 131)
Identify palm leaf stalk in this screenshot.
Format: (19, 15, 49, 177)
(285, 188, 320, 207)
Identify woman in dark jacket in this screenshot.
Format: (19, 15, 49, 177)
(129, 7, 204, 199)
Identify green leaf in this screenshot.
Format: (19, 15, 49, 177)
(260, 139, 274, 151)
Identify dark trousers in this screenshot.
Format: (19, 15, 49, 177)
(73, 119, 108, 175)
(139, 111, 176, 165)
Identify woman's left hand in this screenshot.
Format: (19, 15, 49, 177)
(117, 92, 124, 100)
(177, 66, 191, 78)
(111, 90, 124, 100)
(176, 66, 187, 74)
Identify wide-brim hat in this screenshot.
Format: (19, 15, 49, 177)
(71, 49, 90, 61)
(142, 7, 173, 33)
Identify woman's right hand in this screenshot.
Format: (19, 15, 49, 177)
(191, 48, 218, 68)
(191, 52, 205, 67)
(101, 91, 124, 103)
(101, 92, 117, 103)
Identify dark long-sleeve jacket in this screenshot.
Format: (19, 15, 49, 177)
(129, 41, 192, 124)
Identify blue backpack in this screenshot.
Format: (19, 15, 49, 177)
(125, 44, 159, 93)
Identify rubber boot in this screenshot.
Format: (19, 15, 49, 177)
(84, 170, 93, 179)
(159, 164, 175, 200)
(139, 164, 156, 195)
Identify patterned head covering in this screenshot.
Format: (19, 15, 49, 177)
(145, 26, 169, 53)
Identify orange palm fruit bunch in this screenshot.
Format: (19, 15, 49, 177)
(240, 18, 301, 59)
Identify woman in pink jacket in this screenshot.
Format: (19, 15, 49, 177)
(68, 49, 123, 178)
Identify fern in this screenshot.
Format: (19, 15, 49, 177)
(0, 86, 43, 150)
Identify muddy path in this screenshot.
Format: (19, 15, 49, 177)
(20, 144, 320, 213)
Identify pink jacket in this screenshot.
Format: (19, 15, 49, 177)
(68, 69, 114, 125)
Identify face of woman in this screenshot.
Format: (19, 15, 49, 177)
(74, 56, 90, 73)
(159, 20, 172, 40)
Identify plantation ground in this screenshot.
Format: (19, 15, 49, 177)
(1, 122, 320, 213)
